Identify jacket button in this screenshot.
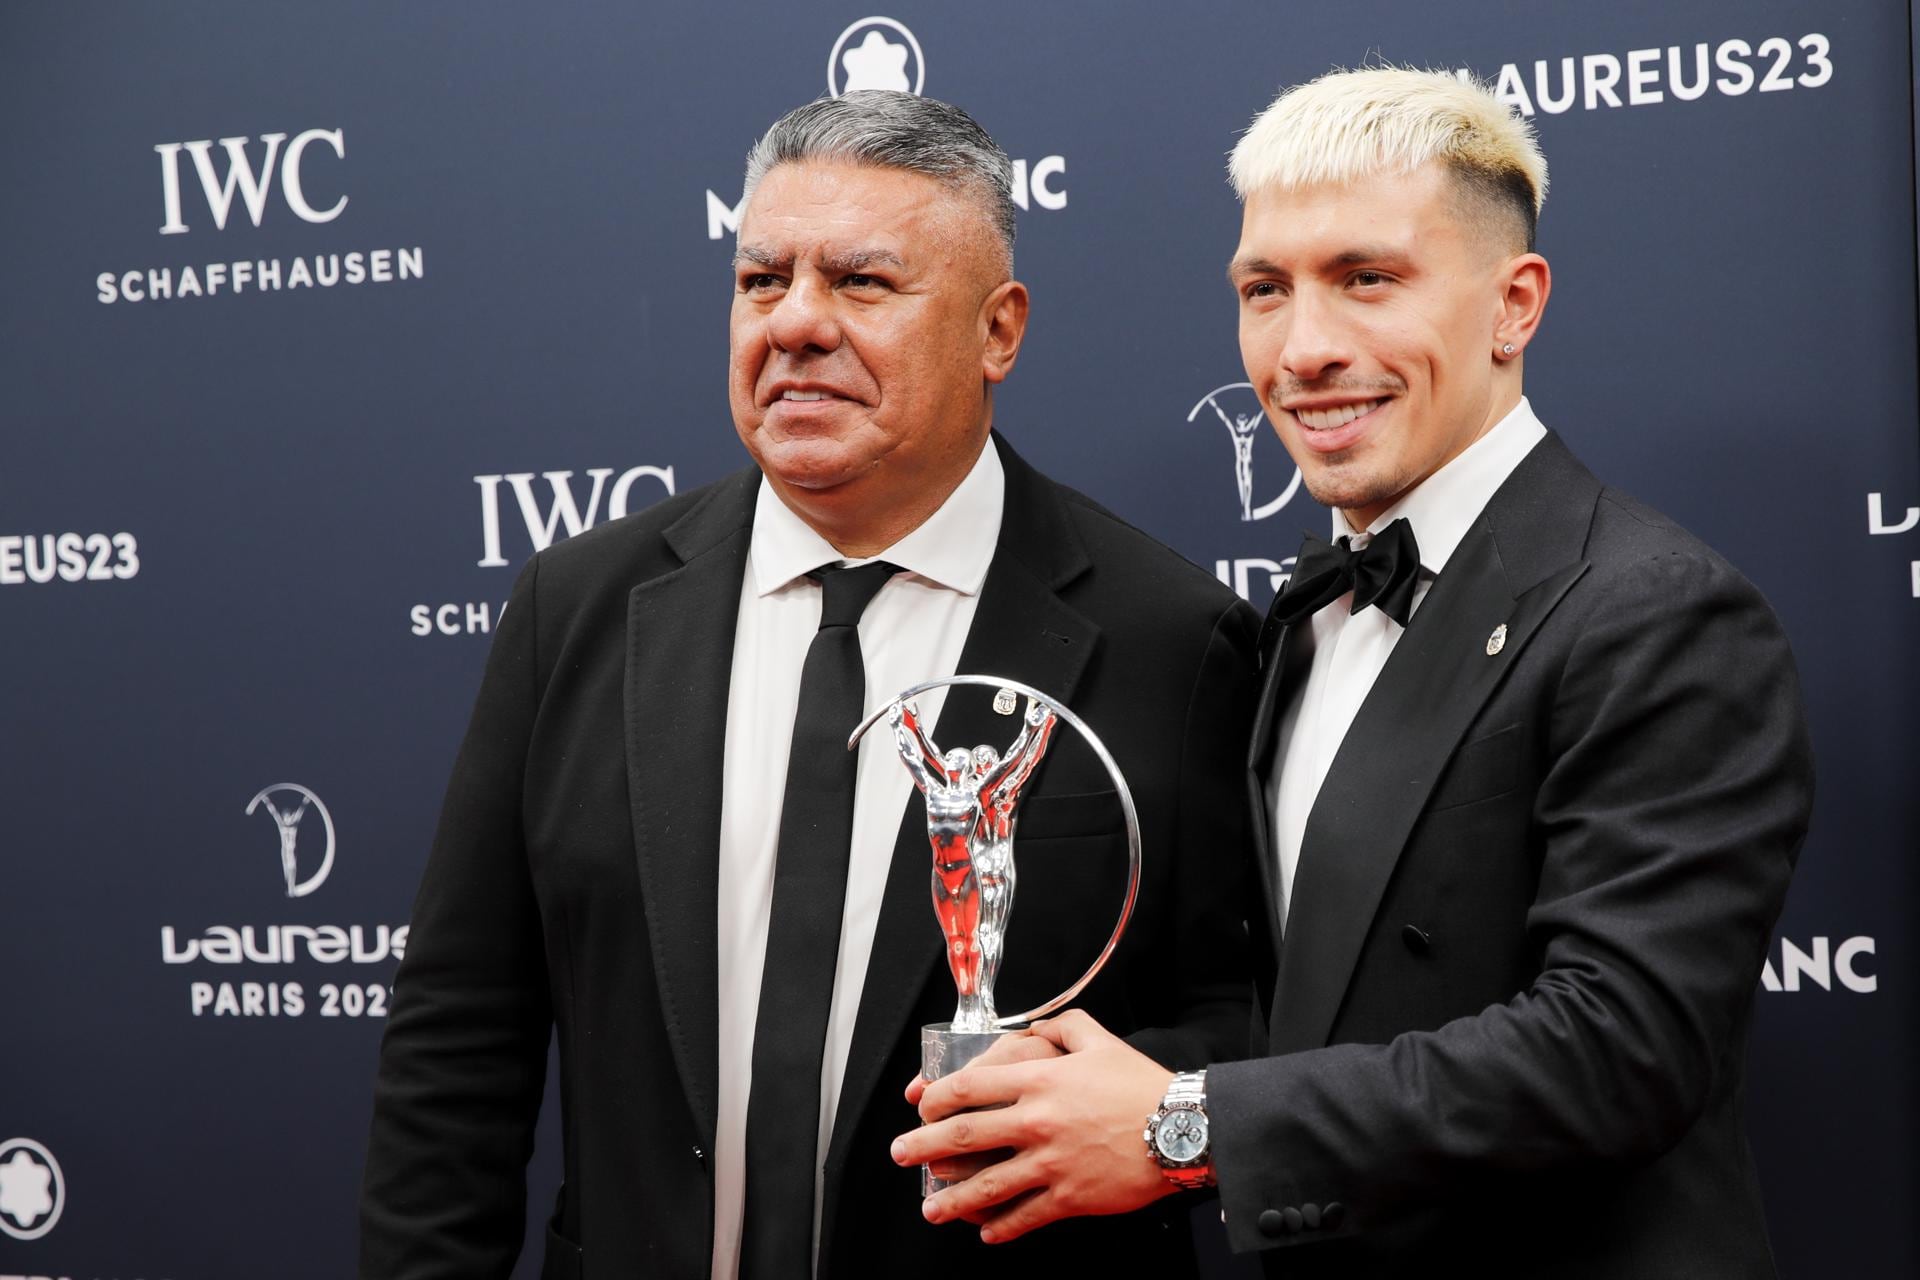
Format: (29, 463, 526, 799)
(1301, 1203, 1321, 1230)
(1401, 924, 1431, 954)
(1282, 1206, 1304, 1233)
(1323, 1201, 1346, 1229)
(1257, 1208, 1287, 1236)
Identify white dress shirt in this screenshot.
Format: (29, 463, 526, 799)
(710, 440, 1005, 1280)
(1266, 398, 1548, 928)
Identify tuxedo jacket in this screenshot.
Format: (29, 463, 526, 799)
(1210, 432, 1814, 1278)
(359, 434, 1261, 1279)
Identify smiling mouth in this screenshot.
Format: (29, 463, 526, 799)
(1293, 399, 1387, 431)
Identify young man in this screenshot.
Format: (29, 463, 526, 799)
(900, 67, 1813, 1278)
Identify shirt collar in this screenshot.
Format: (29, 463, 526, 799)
(749, 437, 1005, 596)
(1338, 396, 1548, 577)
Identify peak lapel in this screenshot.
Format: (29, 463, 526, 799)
(1245, 610, 1310, 970)
(624, 471, 757, 1146)
(1269, 433, 1598, 1053)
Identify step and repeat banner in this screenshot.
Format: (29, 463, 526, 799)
(3, 1, 1915, 1276)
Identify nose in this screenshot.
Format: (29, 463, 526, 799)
(1278, 289, 1349, 384)
(764, 276, 842, 355)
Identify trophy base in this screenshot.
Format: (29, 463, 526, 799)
(919, 1020, 1025, 1196)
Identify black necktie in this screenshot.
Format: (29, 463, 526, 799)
(740, 559, 900, 1280)
(1270, 517, 1422, 630)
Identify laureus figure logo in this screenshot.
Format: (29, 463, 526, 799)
(246, 782, 336, 897)
(1187, 381, 1303, 522)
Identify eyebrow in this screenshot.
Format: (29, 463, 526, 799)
(734, 245, 788, 271)
(733, 245, 907, 273)
(821, 248, 905, 273)
(1326, 245, 1412, 270)
(1227, 245, 1414, 281)
(1227, 254, 1283, 282)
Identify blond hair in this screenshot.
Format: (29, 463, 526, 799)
(1229, 67, 1547, 247)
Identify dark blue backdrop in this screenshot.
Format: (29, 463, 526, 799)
(3, 2, 1915, 1276)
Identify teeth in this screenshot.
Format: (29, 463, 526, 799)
(1295, 400, 1382, 431)
(782, 389, 830, 401)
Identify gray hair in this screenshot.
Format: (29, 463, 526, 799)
(741, 91, 1017, 276)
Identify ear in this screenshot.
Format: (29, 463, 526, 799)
(1493, 253, 1550, 360)
(980, 280, 1030, 384)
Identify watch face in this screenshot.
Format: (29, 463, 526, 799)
(1155, 1108, 1208, 1163)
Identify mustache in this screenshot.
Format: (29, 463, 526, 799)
(1273, 376, 1405, 400)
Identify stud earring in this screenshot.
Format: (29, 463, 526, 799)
(1501, 343, 1516, 356)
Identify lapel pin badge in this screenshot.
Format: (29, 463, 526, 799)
(1486, 623, 1508, 657)
(992, 687, 1018, 715)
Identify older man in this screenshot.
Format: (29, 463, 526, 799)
(900, 67, 1813, 1278)
(359, 91, 1258, 1279)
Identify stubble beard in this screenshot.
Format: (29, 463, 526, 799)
(1299, 453, 1410, 529)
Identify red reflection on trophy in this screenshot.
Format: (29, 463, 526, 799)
(887, 696, 1057, 1031)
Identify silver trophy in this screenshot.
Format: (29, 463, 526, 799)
(849, 675, 1143, 1194)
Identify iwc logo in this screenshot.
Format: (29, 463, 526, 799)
(829, 16, 926, 96)
(246, 783, 336, 898)
(98, 125, 427, 307)
(1186, 382, 1303, 521)
(0, 1136, 65, 1241)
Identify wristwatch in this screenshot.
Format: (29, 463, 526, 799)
(1145, 1069, 1214, 1188)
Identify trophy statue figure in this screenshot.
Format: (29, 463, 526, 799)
(971, 699, 1056, 1014)
(888, 698, 1055, 1032)
(852, 675, 1142, 1195)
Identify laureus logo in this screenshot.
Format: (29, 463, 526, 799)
(828, 16, 925, 96)
(0, 1137, 65, 1241)
(1186, 382, 1303, 522)
(246, 783, 336, 897)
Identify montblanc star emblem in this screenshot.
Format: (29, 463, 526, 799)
(0, 1139, 64, 1240)
(840, 30, 911, 93)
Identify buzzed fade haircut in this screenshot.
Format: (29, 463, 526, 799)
(742, 90, 1018, 279)
(1228, 66, 1548, 254)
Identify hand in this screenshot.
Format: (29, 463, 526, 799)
(890, 1010, 1178, 1244)
(904, 1029, 1061, 1190)
(903, 1026, 1062, 1107)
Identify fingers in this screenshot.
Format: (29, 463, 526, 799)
(892, 1102, 1026, 1168)
(977, 1188, 1066, 1244)
(926, 1150, 1006, 1184)
(969, 1030, 1062, 1070)
(964, 1185, 1039, 1228)
(904, 1028, 1062, 1104)
(920, 1153, 1047, 1224)
(1028, 1008, 1116, 1054)
(915, 1060, 1030, 1124)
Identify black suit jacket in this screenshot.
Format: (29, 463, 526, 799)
(1210, 432, 1813, 1278)
(360, 434, 1261, 1279)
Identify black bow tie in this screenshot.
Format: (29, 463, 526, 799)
(1271, 517, 1422, 629)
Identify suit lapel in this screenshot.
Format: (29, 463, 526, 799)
(1243, 601, 1307, 1004)
(823, 435, 1097, 1183)
(624, 470, 758, 1147)
(1268, 432, 1598, 1053)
